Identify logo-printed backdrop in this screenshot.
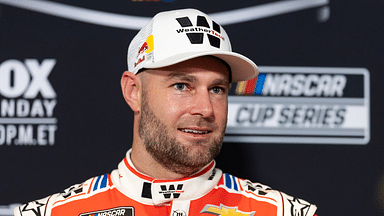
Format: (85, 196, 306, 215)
(0, 1, 383, 216)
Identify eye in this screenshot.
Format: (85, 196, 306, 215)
(211, 86, 224, 94)
(174, 83, 187, 91)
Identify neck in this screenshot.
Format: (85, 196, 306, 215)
(130, 141, 188, 180)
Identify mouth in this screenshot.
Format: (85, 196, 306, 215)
(178, 128, 212, 135)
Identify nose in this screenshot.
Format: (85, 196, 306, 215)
(190, 89, 214, 119)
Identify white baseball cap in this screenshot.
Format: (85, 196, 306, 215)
(127, 8, 258, 82)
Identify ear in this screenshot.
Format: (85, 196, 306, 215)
(121, 71, 141, 112)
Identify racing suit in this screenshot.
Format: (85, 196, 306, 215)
(14, 149, 317, 216)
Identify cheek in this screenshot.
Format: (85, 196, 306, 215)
(214, 101, 228, 124)
(149, 91, 188, 124)
(164, 95, 191, 117)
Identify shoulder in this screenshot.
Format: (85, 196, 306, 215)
(218, 173, 317, 216)
(14, 174, 112, 216)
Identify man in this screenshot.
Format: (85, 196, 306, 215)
(15, 9, 317, 216)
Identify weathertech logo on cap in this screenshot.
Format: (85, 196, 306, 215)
(175, 15, 224, 48)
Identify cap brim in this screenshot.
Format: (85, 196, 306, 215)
(140, 51, 258, 82)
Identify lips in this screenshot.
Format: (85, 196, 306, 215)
(178, 128, 212, 135)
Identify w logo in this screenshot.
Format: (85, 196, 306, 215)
(159, 184, 184, 199)
(175, 15, 223, 48)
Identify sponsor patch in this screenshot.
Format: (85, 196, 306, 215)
(60, 184, 85, 199)
(244, 181, 270, 196)
(159, 184, 184, 199)
(225, 66, 370, 145)
(201, 204, 255, 216)
(79, 207, 134, 216)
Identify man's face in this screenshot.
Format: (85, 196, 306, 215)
(138, 56, 230, 176)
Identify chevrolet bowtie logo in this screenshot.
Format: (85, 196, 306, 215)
(200, 204, 255, 216)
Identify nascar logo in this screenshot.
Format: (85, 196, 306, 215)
(79, 207, 134, 216)
(226, 66, 370, 145)
(235, 73, 347, 97)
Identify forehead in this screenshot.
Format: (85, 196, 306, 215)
(144, 56, 231, 82)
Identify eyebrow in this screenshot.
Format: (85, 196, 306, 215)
(165, 72, 197, 82)
(211, 79, 230, 87)
(164, 71, 230, 87)
(166, 72, 230, 87)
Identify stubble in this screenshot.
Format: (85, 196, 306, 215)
(138, 89, 224, 176)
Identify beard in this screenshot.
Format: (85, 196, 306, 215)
(138, 90, 225, 176)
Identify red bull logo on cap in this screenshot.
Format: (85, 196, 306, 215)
(134, 35, 154, 68)
(137, 42, 149, 57)
(137, 35, 154, 57)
